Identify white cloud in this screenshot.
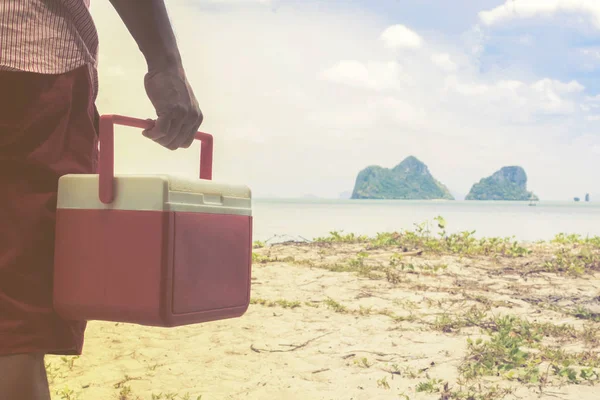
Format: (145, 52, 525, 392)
(321, 60, 370, 87)
(444, 75, 489, 95)
(440, 74, 587, 119)
(373, 96, 426, 124)
(496, 80, 524, 91)
(531, 78, 585, 94)
(380, 24, 423, 49)
(479, 0, 600, 28)
(431, 53, 457, 71)
(320, 60, 405, 91)
(529, 79, 585, 114)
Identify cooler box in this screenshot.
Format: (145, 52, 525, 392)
(53, 115, 252, 327)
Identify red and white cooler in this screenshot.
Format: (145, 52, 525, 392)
(53, 115, 252, 327)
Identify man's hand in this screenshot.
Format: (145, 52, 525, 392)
(143, 66, 203, 150)
(108, 0, 203, 150)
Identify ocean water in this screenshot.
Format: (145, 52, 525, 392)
(251, 199, 600, 243)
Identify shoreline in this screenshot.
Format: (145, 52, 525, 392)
(253, 197, 597, 203)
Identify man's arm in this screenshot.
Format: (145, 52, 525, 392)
(108, 0, 202, 150)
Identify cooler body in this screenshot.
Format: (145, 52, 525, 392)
(53, 175, 252, 327)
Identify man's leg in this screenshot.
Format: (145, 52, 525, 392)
(0, 354, 51, 400)
(0, 65, 98, 398)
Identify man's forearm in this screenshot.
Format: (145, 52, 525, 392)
(108, 0, 183, 71)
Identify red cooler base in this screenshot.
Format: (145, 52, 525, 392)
(53, 208, 252, 327)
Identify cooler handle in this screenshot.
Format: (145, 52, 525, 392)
(98, 114, 213, 204)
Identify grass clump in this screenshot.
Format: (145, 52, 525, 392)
(45, 361, 65, 385)
(152, 394, 201, 400)
(60, 356, 79, 370)
(358, 305, 373, 315)
(440, 382, 514, 400)
(324, 297, 348, 313)
(541, 247, 600, 276)
(250, 298, 301, 309)
(251, 296, 415, 323)
(460, 314, 600, 386)
(353, 357, 371, 368)
(314, 231, 368, 244)
(376, 376, 390, 389)
(252, 252, 297, 265)
(309, 219, 600, 284)
(552, 233, 600, 248)
(252, 252, 273, 264)
(313, 216, 532, 259)
(56, 386, 79, 400)
(432, 306, 489, 333)
(348, 252, 378, 278)
(416, 378, 444, 393)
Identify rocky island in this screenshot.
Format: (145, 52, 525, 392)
(466, 166, 538, 201)
(351, 156, 454, 200)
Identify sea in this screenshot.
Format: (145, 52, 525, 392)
(251, 199, 600, 244)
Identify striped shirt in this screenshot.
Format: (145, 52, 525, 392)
(0, 0, 99, 98)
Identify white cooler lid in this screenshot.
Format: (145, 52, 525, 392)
(57, 174, 251, 216)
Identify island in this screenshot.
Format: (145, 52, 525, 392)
(465, 166, 538, 201)
(351, 156, 454, 200)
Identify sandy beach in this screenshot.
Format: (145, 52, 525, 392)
(47, 229, 600, 400)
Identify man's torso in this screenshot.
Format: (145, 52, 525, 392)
(0, 0, 99, 97)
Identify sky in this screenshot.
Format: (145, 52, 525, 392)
(90, 0, 600, 200)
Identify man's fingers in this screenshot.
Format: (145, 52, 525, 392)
(165, 108, 187, 150)
(143, 115, 171, 141)
(181, 133, 195, 149)
(181, 111, 204, 148)
(144, 114, 181, 151)
(142, 107, 203, 151)
(179, 130, 196, 149)
(180, 118, 202, 148)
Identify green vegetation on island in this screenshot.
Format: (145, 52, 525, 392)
(351, 156, 454, 200)
(466, 166, 538, 201)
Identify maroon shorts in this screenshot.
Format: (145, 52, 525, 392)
(0, 65, 98, 356)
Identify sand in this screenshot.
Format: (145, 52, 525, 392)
(47, 240, 600, 400)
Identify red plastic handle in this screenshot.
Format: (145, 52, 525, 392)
(98, 114, 213, 204)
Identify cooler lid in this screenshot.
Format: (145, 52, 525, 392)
(57, 174, 252, 216)
(166, 175, 250, 198)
